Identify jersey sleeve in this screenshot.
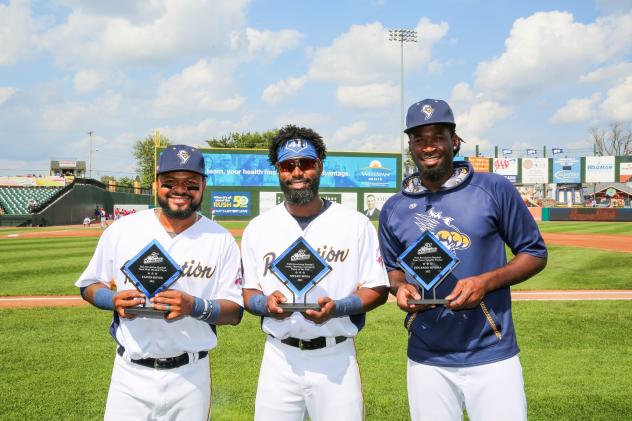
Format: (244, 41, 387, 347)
(211, 234, 244, 306)
(494, 176, 548, 258)
(75, 227, 114, 288)
(240, 224, 262, 291)
(356, 217, 389, 289)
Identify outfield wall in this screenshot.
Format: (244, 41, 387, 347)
(542, 207, 632, 222)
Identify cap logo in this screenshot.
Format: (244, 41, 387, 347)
(284, 139, 307, 154)
(422, 104, 434, 120)
(176, 150, 190, 164)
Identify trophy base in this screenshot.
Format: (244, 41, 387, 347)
(279, 303, 321, 312)
(125, 307, 168, 318)
(407, 299, 450, 305)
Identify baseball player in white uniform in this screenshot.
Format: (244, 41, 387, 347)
(241, 125, 389, 421)
(76, 145, 243, 420)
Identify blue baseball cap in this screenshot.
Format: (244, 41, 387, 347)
(156, 145, 205, 176)
(276, 138, 319, 163)
(405, 99, 455, 133)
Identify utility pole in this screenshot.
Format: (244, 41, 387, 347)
(88, 131, 94, 179)
(388, 28, 418, 180)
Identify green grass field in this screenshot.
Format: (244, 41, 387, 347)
(1, 302, 630, 420)
(1, 221, 630, 296)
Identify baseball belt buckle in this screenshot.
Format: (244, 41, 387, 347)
(298, 339, 306, 350)
(154, 358, 160, 369)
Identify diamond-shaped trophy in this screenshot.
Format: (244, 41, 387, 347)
(269, 237, 332, 312)
(120, 240, 183, 317)
(397, 231, 460, 305)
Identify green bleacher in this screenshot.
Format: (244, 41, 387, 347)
(0, 186, 62, 215)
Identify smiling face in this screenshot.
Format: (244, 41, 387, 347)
(276, 158, 322, 206)
(156, 171, 205, 220)
(407, 124, 458, 188)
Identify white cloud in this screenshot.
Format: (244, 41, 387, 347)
(330, 121, 398, 152)
(153, 59, 245, 115)
(0, 0, 39, 66)
(336, 83, 398, 108)
(158, 114, 256, 144)
(40, 0, 249, 67)
(244, 28, 302, 60)
(275, 111, 328, 128)
(599, 76, 632, 121)
(261, 76, 307, 104)
(451, 82, 477, 104)
(475, 11, 632, 99)
(73, 69, 107, 93)
(551, 93, 602, 124)
(596, 0, 632, 14)
(454, 100, 513, 139)
(0, 87, 17, 105)
(580, 62, 632, 83)
(307, 18, 448, 84)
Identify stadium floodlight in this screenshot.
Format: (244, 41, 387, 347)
(388, 28, 418, 179)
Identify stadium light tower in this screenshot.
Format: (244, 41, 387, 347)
(88, 131, 94, 179)
(388, 28, 417, 179)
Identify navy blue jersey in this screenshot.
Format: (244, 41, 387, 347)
(379, 161, 547, 367)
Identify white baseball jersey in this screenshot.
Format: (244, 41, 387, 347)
(76, 209, 243, 359)
(241, 202, 388, 339)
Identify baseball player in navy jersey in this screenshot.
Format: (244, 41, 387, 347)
(378, 99, 547, 421)
(76, 145, 243, 420)
(241, 125, 389, 421)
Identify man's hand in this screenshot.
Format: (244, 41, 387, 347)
(266, 290, 292, 320)
(395, 283, 436, 313)
(114, 290, 146, 319)
(445, 276, 487, 310)
(303, 296, 336, 324)
(151, 289, 195, 321)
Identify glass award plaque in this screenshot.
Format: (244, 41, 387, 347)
(397, 231, 460, 305)
(120, 240, 183, 317)
(269, 237, 332, 312)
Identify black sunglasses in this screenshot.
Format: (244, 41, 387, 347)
(276, 158, 319, 173)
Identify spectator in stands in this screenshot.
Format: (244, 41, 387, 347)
(27, 198, 37, 213)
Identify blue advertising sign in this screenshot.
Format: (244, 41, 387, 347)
(211, 192, 251, 216)
(553, 157, 581, 183)
(202, 152, 398, 189)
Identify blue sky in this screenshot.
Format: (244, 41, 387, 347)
(1, 0, 631, 178)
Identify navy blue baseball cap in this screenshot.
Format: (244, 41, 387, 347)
(404, 99, 455, 133)
(156, 145, 206, 176)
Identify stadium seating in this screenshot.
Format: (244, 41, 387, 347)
(0, 186, 62, 215)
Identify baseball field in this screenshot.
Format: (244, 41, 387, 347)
(1, 221, 631, 420)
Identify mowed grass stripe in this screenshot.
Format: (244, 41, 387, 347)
(0, 244, 98, 264)
(0, 302, 630, 420)
(537, 221, 632, 235)
(0, 237, 98, 252)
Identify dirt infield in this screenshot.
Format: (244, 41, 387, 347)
(2, 290, 631, 309)
(4, 227, 632, 254)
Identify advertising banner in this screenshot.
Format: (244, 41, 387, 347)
(362, 192, 395, 221)
(202, 152, 397, 189)
(552, 157, 581, 183)
(259, 191, 357, 213)
(492, 158, 518, 182)
(467, 157, 490, 172)
(620, 162, 632, 183)
(521, 158, 549, 184)
(210, 192, 251, 216)
(585, 156, 615, 183)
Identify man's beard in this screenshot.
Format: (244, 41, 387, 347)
(157, 193, 202, 220)
(280, 176, 320, 206)
(417, 155, 453, 182)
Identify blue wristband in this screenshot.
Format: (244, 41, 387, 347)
(248, 294, 269, 316)
(191, 297, 221, 323)
(93, 287, 115, 310)
(333, 295, 363, 317)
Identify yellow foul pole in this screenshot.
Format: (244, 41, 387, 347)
(153, 130, 161, 208)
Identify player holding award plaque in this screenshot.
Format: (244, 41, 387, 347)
(268, 236, 332, 311)
(76, 145, 243, 420)
(397, 230, 459, 305)
(120, 239, 183, 317)
(241, 125, 389, 420)
(378, 99, 547, 421)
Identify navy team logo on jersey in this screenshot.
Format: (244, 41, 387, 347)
(413, 208, 471, 251)
(177, 149, 191, 164)
(422, 104, 434, 120)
